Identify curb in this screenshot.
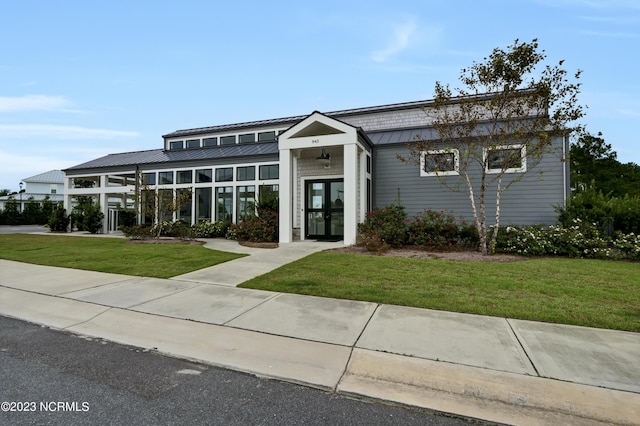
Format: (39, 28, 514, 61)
(338, 349, 640, 425)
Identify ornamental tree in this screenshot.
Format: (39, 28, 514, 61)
(401, 39, 584, 255)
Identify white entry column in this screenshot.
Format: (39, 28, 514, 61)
(343, 143, 358, 245)
(279, 148, 293, 243)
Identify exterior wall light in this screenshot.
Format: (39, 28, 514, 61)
(316, 148, 331, 168)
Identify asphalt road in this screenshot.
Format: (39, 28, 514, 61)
(0, 316, 476, 426)
(0, 225, 49, 234)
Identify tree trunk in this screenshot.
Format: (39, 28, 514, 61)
(490, 175, 503, 254)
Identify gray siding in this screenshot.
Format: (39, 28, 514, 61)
(373, 137, 567, 226)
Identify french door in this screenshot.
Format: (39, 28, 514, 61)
(305, 179, 344, 241)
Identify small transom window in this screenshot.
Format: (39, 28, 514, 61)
(420, 149, 459, 177)
(485, 145, 526, 173)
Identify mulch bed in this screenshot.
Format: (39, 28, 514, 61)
(328, 245, 525, 262)
(125, 238, 205, 245)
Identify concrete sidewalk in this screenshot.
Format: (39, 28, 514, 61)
(1, 240, 639, 425)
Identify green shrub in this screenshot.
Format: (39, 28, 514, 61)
(612, 232, 640, 260)
(357, 229, 389, 253)
(192, 220, 230, 238)
(48, 205, 70, 232)
(495, 220, 640, 260)
(82, 202, 104, 234)
(407, 209, 460, 249)
(230, 194, 279, 243)
(231, 209, 278, 242)
(118, 209, 137, 228)
(557, 189, 640, 235)
(121, 225, 153, 239)
(358, 203, 408, 248)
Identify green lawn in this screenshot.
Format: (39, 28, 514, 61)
(2, 234, 639, 332)
(239, 252, 640, 332)
(0, 234, 245, 278)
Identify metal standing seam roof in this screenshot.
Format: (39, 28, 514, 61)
(0, 193, 64, 202)
(22, 169, 65, 183)
(65, 141, 280, 171)
(162, 99, 440, 138)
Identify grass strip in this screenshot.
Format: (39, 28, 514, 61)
(240, 252, 640, 332)
(0, 234, 245, 279)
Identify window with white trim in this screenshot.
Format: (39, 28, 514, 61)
(420, 149, 459, 177)
(485, 145, 526, 173)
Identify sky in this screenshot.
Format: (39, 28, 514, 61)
(1, 0, 639, 191)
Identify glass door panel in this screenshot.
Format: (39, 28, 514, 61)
(305, 179, 344, 241)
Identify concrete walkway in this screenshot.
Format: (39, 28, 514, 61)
(1, 239, 639, 425)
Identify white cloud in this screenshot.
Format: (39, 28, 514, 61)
(371, 20, 420, 63)
(0, 124, 138, 140)
(0, 95, 73, 112)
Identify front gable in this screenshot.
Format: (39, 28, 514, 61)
(279, 111, 357, 150)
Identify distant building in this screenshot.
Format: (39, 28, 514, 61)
(64, 96, 569, 243)
(0, 170, 64, 211)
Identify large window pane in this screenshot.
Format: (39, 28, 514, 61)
(259, 164, 279, 180)
(203, 137, 218, 147)
(196, 187, 212, 222)
(143, 172, 156, 186)
(176, 170, 192, 184)
(159, 171, 173, 185)
(141, 189, 155, 224)
(177, 188, 192, 223)
(237, 166, 255, 181)
(239, 133, 255, 144)
(220, 135, 236, 145)
(216, 187, 233, 222)
(259, 184, 279, 209)
(169, 141, 183, 150)
(215, 168, 233, 182)
(237, 185, 255, 222)
(158, 189, 173, 222)
(258, 131, 276, 142)
(196, 169, 212, 183)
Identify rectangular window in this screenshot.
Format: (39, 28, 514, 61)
(366, 178, 372, 213)
(169, 141, 184, 150)
(237, 185, 255, 222)
(143, 172, 156, 185)
(366, 155, 371, 174)
(259, 184, 279, 205)
(259, 164, 279, 180)
(176, 170, 192, 184)
(177, 188, 192, 223)
(215, 167, 233, 182)
(203, 137, 218, 147)
(186, 139, 200, 149)
(239, 133, 255, 144)
(158, 171, 173, 185)
(158, 189, 173, 221)
(141, 189, 156, 224)
(216, 186, 233, 222)
(195, 187, 212, 222)
(485, 145, 526, 173)
(220, 135, 236, 145)
(50, 184, 57, 194)
(420, 149, 459, 177)
(195, 169, 212, 183)
(258, 131, 276, 142)
(236, 166, 255, 181)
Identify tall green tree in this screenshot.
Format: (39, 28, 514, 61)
(570, 132, 640, 197)
(400, 39, 584, 255)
